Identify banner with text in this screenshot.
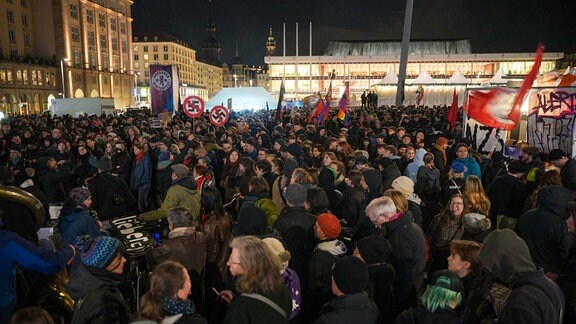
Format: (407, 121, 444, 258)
(527, 87, 576, 156)
(150, 65, 180, 115)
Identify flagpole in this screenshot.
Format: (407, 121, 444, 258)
(309, 22, 312, 94)
(395, 0, 414, 107)
(283, 22, 286, 83)
(295, 22, 299, 99)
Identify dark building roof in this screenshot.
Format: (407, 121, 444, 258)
(323, 39, 472, 56)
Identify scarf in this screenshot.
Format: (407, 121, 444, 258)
(135, 151, 146, 163)
(161, 297, 196, 316)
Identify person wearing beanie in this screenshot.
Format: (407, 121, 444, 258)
(394, 270, 464, 324)
(274, 183, 316, 287)
(461, 213, 492, 243)
(67, 235, 131, 323)
(314, 256, 380, 324)
(57, 187, 101, 248)
(87, 156, 136, 221)
(263, 237, 303, 320)
(354, 235, 395, 320)
(549, 148, 576, 192)
(138, 163, 201, 224)
(391, 176, 423, 227)
(479, 229, 564, 324)
(307, 213, 347, 320)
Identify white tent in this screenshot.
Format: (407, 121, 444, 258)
(446, 70, 469, 84)
(379, 68, 398, 84)
(205, 87, 276, 111)
(486, 68, 507, 84)
(410, 70, 437, 84)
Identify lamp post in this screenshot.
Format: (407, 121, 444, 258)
(60, 58, 69, 98)
(249, 79, 253, 87)
(233, 74, 237, 87)
(134, 71, 140, 105)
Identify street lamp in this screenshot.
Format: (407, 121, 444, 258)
(249, 79, 253, 87)
(60, 58, 69, 98)
(134, 71, 140, 105)
(233, 74, 237, 87)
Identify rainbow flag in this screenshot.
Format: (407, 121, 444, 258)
(337, 82, 350, 125)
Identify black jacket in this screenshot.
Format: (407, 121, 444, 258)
(517, 185, 574, 273)
(88, 172, 136, 221)
(489, 174, 528, 219)
(394, 307, 461, 324)
(561, 159, 576, 192)
(313, 291, 380, 324)
(111, 151, 132, 185)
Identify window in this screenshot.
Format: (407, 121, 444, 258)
(7, 10, 14, 23)
(153, 45, 158, 52)
(144, 70, 150, 78)
(100, 34, 107, 48)
(110, 18, 116, 31)
(163, 45, 168, 51)
(120, 22, 125, 34)
(21, 13, 27, 26)
(8, 28, 16, 43)
(134, 62, 139, 68)
(102, 55, 108, 70)
(98, 13, 105, 27)
(70, 4, 77, 19)
(111, 38, 117, 51)
(74, 49, 81, 67)
(20, 0, 26, 8)
(121, 41, 126, 53)
(143, 45, 148, 52)
(22, 70, 28, 84)
(134, 54, 139, 61)
(163, 54, 168, 60)
(133, 45, 138, 51)
(144, 62, 149, 69)
(143, 54, 148, 61)
(23, 32, 30, 46)
(90, 53, 97, 69)
(88, 31, 95, 46)
(86, 10, 93, 24)
(71, 27, 80, 42)
(153, 54, 159, 61)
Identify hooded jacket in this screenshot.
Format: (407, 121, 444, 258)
(479, 229, 564, 324)
(58, 206, 101, 245)
(405, 148, 427, 183)
(517, 186, 574, 273)
(139, 176, 201, 222)
(313, 291, 380, 324)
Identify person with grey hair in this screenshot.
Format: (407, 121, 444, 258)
(365, 196, 427, 315)
(274, 183, 317, 288)
(147, 206, 206, 281)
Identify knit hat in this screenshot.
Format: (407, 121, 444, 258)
(463, 213, 492, 233)
(548, 148, 566, 161)
(75, 235, 122, 269)
(69, 187, 91, 206)
(436, 137, 448, 146)
(286, 143, 302, 158)
(283, 158, 298, 177)
(332, 256, 369, 294)
(391, 176, 414, 196)
(284, 183, 307, 207)
(263, 237, 291, 272)
(171, 164, 190, 178)
(317, 213, 341, 239)
(428, 269, 464, 295)
(356, 235, 393, 264)
(96, 156, 112, 171)
(235, 206, 268, 236)
(450, 161, 465, 174)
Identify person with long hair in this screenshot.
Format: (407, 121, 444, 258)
(290, 167, 314, 189)
(221, 236, 292, 324)
(463, 175, 491, 217)
(201, 186, 232, 282)
(427, 194, 469, 274)
(220, 149, 241, 202)
(138, 261, 207, 323)
(237, 157, 256, 197)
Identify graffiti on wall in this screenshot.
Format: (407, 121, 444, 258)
(527, 87, 576, 155)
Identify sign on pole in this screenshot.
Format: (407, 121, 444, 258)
(182, 95, 204, 118)
(209, 105, 230, 127)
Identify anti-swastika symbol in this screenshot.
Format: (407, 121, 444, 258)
(183, 96, 204, 118)
(209, 105, 230, 127)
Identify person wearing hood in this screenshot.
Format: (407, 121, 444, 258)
(356, 156, 382, 204)
(517, 185, 574, 277)
(405, 148, 427, 184)
(376, 156, 401, 192)
(138, 164, 200, 222)
(68, 235, 130, 323)
(365, 196, 427, 315)
(479, 229, 564, 324)
(58, 187, 101, 247)
(313, 256, 380, 324)
(317, 168, 343, 218)
(307, 213, 347, 320)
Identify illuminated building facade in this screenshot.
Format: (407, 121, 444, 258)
(133, 33, 223, 104)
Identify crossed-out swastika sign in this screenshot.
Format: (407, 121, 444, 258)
(183, 96, 204, 118)
(209, 105, 230, 127)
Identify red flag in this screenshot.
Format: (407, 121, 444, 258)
(308, 99, 324, 123)
(446, 88, 459, 128)
(465, 44, 544, 130)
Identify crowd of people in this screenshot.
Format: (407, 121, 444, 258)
(0, 103, 575, 324)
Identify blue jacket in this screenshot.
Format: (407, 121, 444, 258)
(58, 207, 101, 245)
(457, 156, 482, 179)
(0, 230, 74, 307)
(130, 154, 152, 190)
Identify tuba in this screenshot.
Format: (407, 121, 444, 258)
(0, 184, 45, 242)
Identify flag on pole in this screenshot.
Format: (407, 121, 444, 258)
(446, 88, 459, 128)
(275, 80, 285, 122)
(318, 81, 332, 125)
(337, 82, 350, 126)
(465, 43, 544, 130)
(308, 98, 324, 124)
(416, 85, 424, 106)
(359, 108, 365, 127)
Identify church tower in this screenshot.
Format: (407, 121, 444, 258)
(266, 27, 276, 56)
(201, 0, 222, 65)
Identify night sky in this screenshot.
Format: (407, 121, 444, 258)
(132, 0, 576, 67)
